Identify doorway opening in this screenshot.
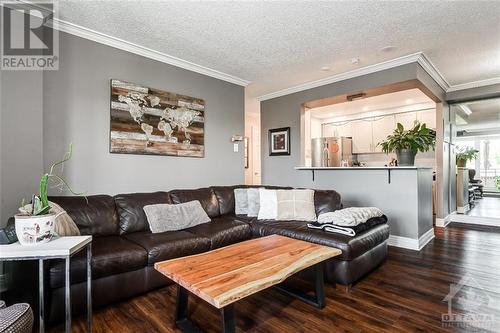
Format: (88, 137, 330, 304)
(245, 111, 262, 185)
(450, 97, 500, 226)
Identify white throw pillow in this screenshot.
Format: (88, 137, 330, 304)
(258, 189, 278, 220)
(143, 200, 211, 233)
(276, 189, 317, 221)
(234, 188, 248, 215)
(247, 188, 261, 217)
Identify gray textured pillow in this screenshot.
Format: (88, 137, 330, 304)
(276, 189, 317, 222)
(234, 188, 248, 215)
(143, 200, 210, 233)
(247, 188, 261, 217)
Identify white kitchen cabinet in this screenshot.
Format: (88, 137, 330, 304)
(322, 124, 336, 137)
(371, 115, 396, 152)
(337, 122, 353, 138)
(352, 120, 373, 153)
(395, 112, 417, 130)
(322, 109, 432, 154)
(322, 122, 352, 138)
(417, 109, 436, 129)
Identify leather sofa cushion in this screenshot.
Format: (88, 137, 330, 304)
(251, 220, 389, 261)
(124, 230, 211, 265)
(48, 236, 148, 289)
(185, 216, 252, 249)
(49, 195, 119, 236)
(211, 186, 238, 216)
(114, 192, 171, 234)
(314, 190, 343, 216)
(169, 188, 220, 218)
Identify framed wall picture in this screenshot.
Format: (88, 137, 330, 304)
(110, 79, 205, 157)
(269, 127, 290, 156)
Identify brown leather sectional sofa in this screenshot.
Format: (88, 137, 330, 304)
(46, 185, 389, 322)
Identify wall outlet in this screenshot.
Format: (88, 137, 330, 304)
(233, 143, 239, 152)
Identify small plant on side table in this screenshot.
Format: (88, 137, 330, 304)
(16, 144, 84, 245)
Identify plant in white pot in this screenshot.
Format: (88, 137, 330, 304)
(378, 121, 436, 166)
(15, 144, 84, 246)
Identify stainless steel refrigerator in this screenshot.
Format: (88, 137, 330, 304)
(311, 137, 353, 167)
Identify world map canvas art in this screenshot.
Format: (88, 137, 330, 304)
(110, 79, 205, 157)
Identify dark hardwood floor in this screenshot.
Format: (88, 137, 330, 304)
(50, 224, 500, 332)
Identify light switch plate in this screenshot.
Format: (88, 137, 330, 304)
(233, 143, 239, 152)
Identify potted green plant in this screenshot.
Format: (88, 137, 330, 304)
(456, 147, 479, 168)
(15, 144, 84, 246)
(378, 121, 436, 166)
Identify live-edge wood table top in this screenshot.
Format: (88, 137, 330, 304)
(154, 235, 341, 308)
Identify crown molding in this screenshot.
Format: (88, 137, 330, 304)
(46, 18, 250, 87)
(447, 77, 500, 92)
(415, 52, 450, 91)
(257, 52, 452, 101)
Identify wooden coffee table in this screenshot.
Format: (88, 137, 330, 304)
(154, 235, 341, 333)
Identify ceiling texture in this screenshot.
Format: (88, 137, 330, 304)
(55, 0, 500, 98)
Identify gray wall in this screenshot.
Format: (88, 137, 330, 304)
(42, 32, 244, 196)
(0, 70, 44, 226)
(0, 12, 45, 226)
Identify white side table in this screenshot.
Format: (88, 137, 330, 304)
(0, 236, 92, 333)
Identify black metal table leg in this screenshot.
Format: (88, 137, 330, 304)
(221, 305, 235, 333)
(273, 262, 326, 309)
(175, 285, 236, 333)
(314, 263, 326, 308)
(175, 286, 202, 333)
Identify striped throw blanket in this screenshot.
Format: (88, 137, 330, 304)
(307, 207, 385, 236)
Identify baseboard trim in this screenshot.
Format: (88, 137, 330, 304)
(457, 205, 470, 214)
(435, 217, 450, 228)
(449, 214, 500, 227)
(388, 235, 419, 250)
(435, 211, 456, 228)
(418, 228, 435, 250)
(388, 228, 435, 251)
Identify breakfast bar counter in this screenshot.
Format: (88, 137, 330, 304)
(293, 166, 434, 251)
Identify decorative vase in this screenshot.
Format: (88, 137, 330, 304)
(14, 213, 60, 246)
(456, 159, 467, 168)
(396, 149, 416, 166)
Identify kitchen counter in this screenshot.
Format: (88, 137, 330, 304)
(290, 166, 435, 250)
(295, 166, 432, 183)
(295, 166, 433, 170)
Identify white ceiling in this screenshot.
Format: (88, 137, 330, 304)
(310, 88, 434, 120)
(56, 1, 500, 98)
